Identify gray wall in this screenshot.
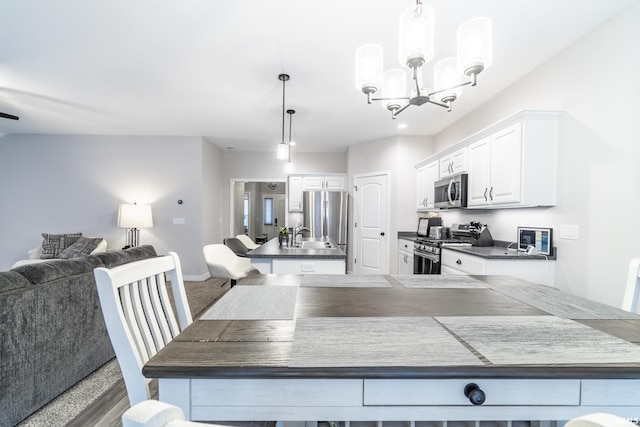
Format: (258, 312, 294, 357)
(0, 134, 224, 278)
(428, 1, 640, 307)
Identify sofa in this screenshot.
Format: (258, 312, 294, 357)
(0, 245, 159, 427)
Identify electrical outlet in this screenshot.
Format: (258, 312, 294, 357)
(172, 218, 185, 225)
(560, 224, 579, 240)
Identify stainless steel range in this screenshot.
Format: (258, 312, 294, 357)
(413, 223, 474, 274)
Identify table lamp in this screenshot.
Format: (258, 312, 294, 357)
(117, 203, 153, 248)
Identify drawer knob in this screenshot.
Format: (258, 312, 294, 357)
(456, 259, 462, 265)
(464, 383, 486, 405)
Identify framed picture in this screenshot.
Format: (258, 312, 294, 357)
(517, 227, 553, 256)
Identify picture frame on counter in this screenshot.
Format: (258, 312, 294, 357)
(518, 226, 553, 256)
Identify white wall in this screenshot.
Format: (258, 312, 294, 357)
(430, 2, 640, 307)
(348, 135, 435, 273)
(0, 135, 224, 278)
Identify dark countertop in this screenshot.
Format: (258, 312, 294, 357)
(398, 231, 556, 261)
(245, 237, 347, 260)
(442, 243, 557, 260)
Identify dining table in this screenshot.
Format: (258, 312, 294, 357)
(143, 274, 640, 425)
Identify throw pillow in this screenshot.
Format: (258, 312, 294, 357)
(40, 233, 83, 259)
(57, 237, 104, 259)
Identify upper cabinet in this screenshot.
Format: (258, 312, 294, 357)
(289, 174, 347, 212)
(302, 175, 346, 191)
(288, 175, 303, 212)
(439, 147, 467, 178)
(416, 160, 439, 211)
(416, 110, 561, 211)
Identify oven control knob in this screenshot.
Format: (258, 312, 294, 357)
(464, 383, 486, 405)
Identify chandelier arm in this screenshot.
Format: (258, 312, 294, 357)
(371, 96, 411, 101)
(428, 80, 472, 98)
(392, 102, 412, 118)
(412, 66, 422, 97)
(426, 98, 452, 109)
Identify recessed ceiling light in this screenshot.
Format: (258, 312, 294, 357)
(226, 147, 235, 151)
(397, 123, 407, 129)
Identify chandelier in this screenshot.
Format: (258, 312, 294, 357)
(354, 0, 492, 119)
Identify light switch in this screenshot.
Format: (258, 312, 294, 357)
(560, 224, 579, 240)
(173, 218, 185, 225)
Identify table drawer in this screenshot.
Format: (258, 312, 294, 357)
(582, 379, 640, 405)
(441, 251, 486, 275)
(192, 379, 362, 407)
(364, 379, 580, 406)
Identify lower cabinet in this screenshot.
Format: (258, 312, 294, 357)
(441, 249, 555, 287)
(251, 258, 346, 274)
(398, 239, 414, 274)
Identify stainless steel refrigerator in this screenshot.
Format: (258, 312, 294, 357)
(302, 191, 349, 252)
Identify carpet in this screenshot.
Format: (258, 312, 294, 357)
(16, 278, 231, 427)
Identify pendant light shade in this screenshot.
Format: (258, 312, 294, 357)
(381, 69, 407, 111)
(398, 2, 434, 69)
(277, 143, 289, 160)
(433, 57, 462, 103)
(457, 17, 493, 76)
(276, 74, 290, 160)
(355, 44, 383, 94)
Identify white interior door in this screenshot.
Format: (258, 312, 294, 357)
(262, 194, 286, 240)
(354, 173, 389, 274)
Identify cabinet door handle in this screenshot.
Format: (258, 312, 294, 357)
(483, 188, 488, 201)
(489, 186, 494, 200)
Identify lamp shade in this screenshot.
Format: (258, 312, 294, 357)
(457, 17, 493, 76)
(381, 69, 407, 111)
(117, 204, 153, 228)
(398, 3, 434, 68)
(434, 57, 462, 103)
(355, 43, 383, 93)
(277, 143, 289, 160)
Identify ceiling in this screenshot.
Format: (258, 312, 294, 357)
(0, 0, 634, 152)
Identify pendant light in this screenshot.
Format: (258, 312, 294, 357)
(276, 74, 290, 160)
(284, 109, 295, 174)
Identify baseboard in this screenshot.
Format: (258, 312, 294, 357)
(183, 272, 211, 282)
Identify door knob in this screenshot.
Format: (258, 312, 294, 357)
(464, 383, 486, 405)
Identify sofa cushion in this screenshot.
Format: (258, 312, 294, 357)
(40, 233, 83, 259)
(13, 257, 105, 286)
(94, 245, 157, 268)
(57, 237, 104, 259)
(0, 271, 31, 293)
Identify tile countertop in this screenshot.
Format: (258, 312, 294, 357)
(398, 231, 556, 261)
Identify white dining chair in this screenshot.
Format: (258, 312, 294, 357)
(94, 252, 192, 406)
(621, 258, 640, 313)
(202, 244, 260, 287)
(565, 412, 637, 426)
(122, 399, 228, 427)
(235, 234, 261, 250)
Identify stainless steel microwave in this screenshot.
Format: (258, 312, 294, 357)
(434, 173, 468, 208)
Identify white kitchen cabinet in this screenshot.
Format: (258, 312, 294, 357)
(302, 175, 346, 191)
(439, 147, 467, 178)
(397, 238, 414, 274)
(415, 160, 438, 211)
(441, 248, 556, 286)
(468, 123, 522, 207)
(288, 175, 303, 212)
(467, 114, 559, 208)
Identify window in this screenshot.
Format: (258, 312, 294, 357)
(243, 194, 249, 233)
(264, 197, 273, 225)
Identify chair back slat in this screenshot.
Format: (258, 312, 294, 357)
(94, 252, 192, 406)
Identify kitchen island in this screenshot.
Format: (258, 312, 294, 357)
(245, 237, 346, 274)
(144, 273, 640, 424)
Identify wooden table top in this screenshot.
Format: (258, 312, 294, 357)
(143, 274, 640, 380)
